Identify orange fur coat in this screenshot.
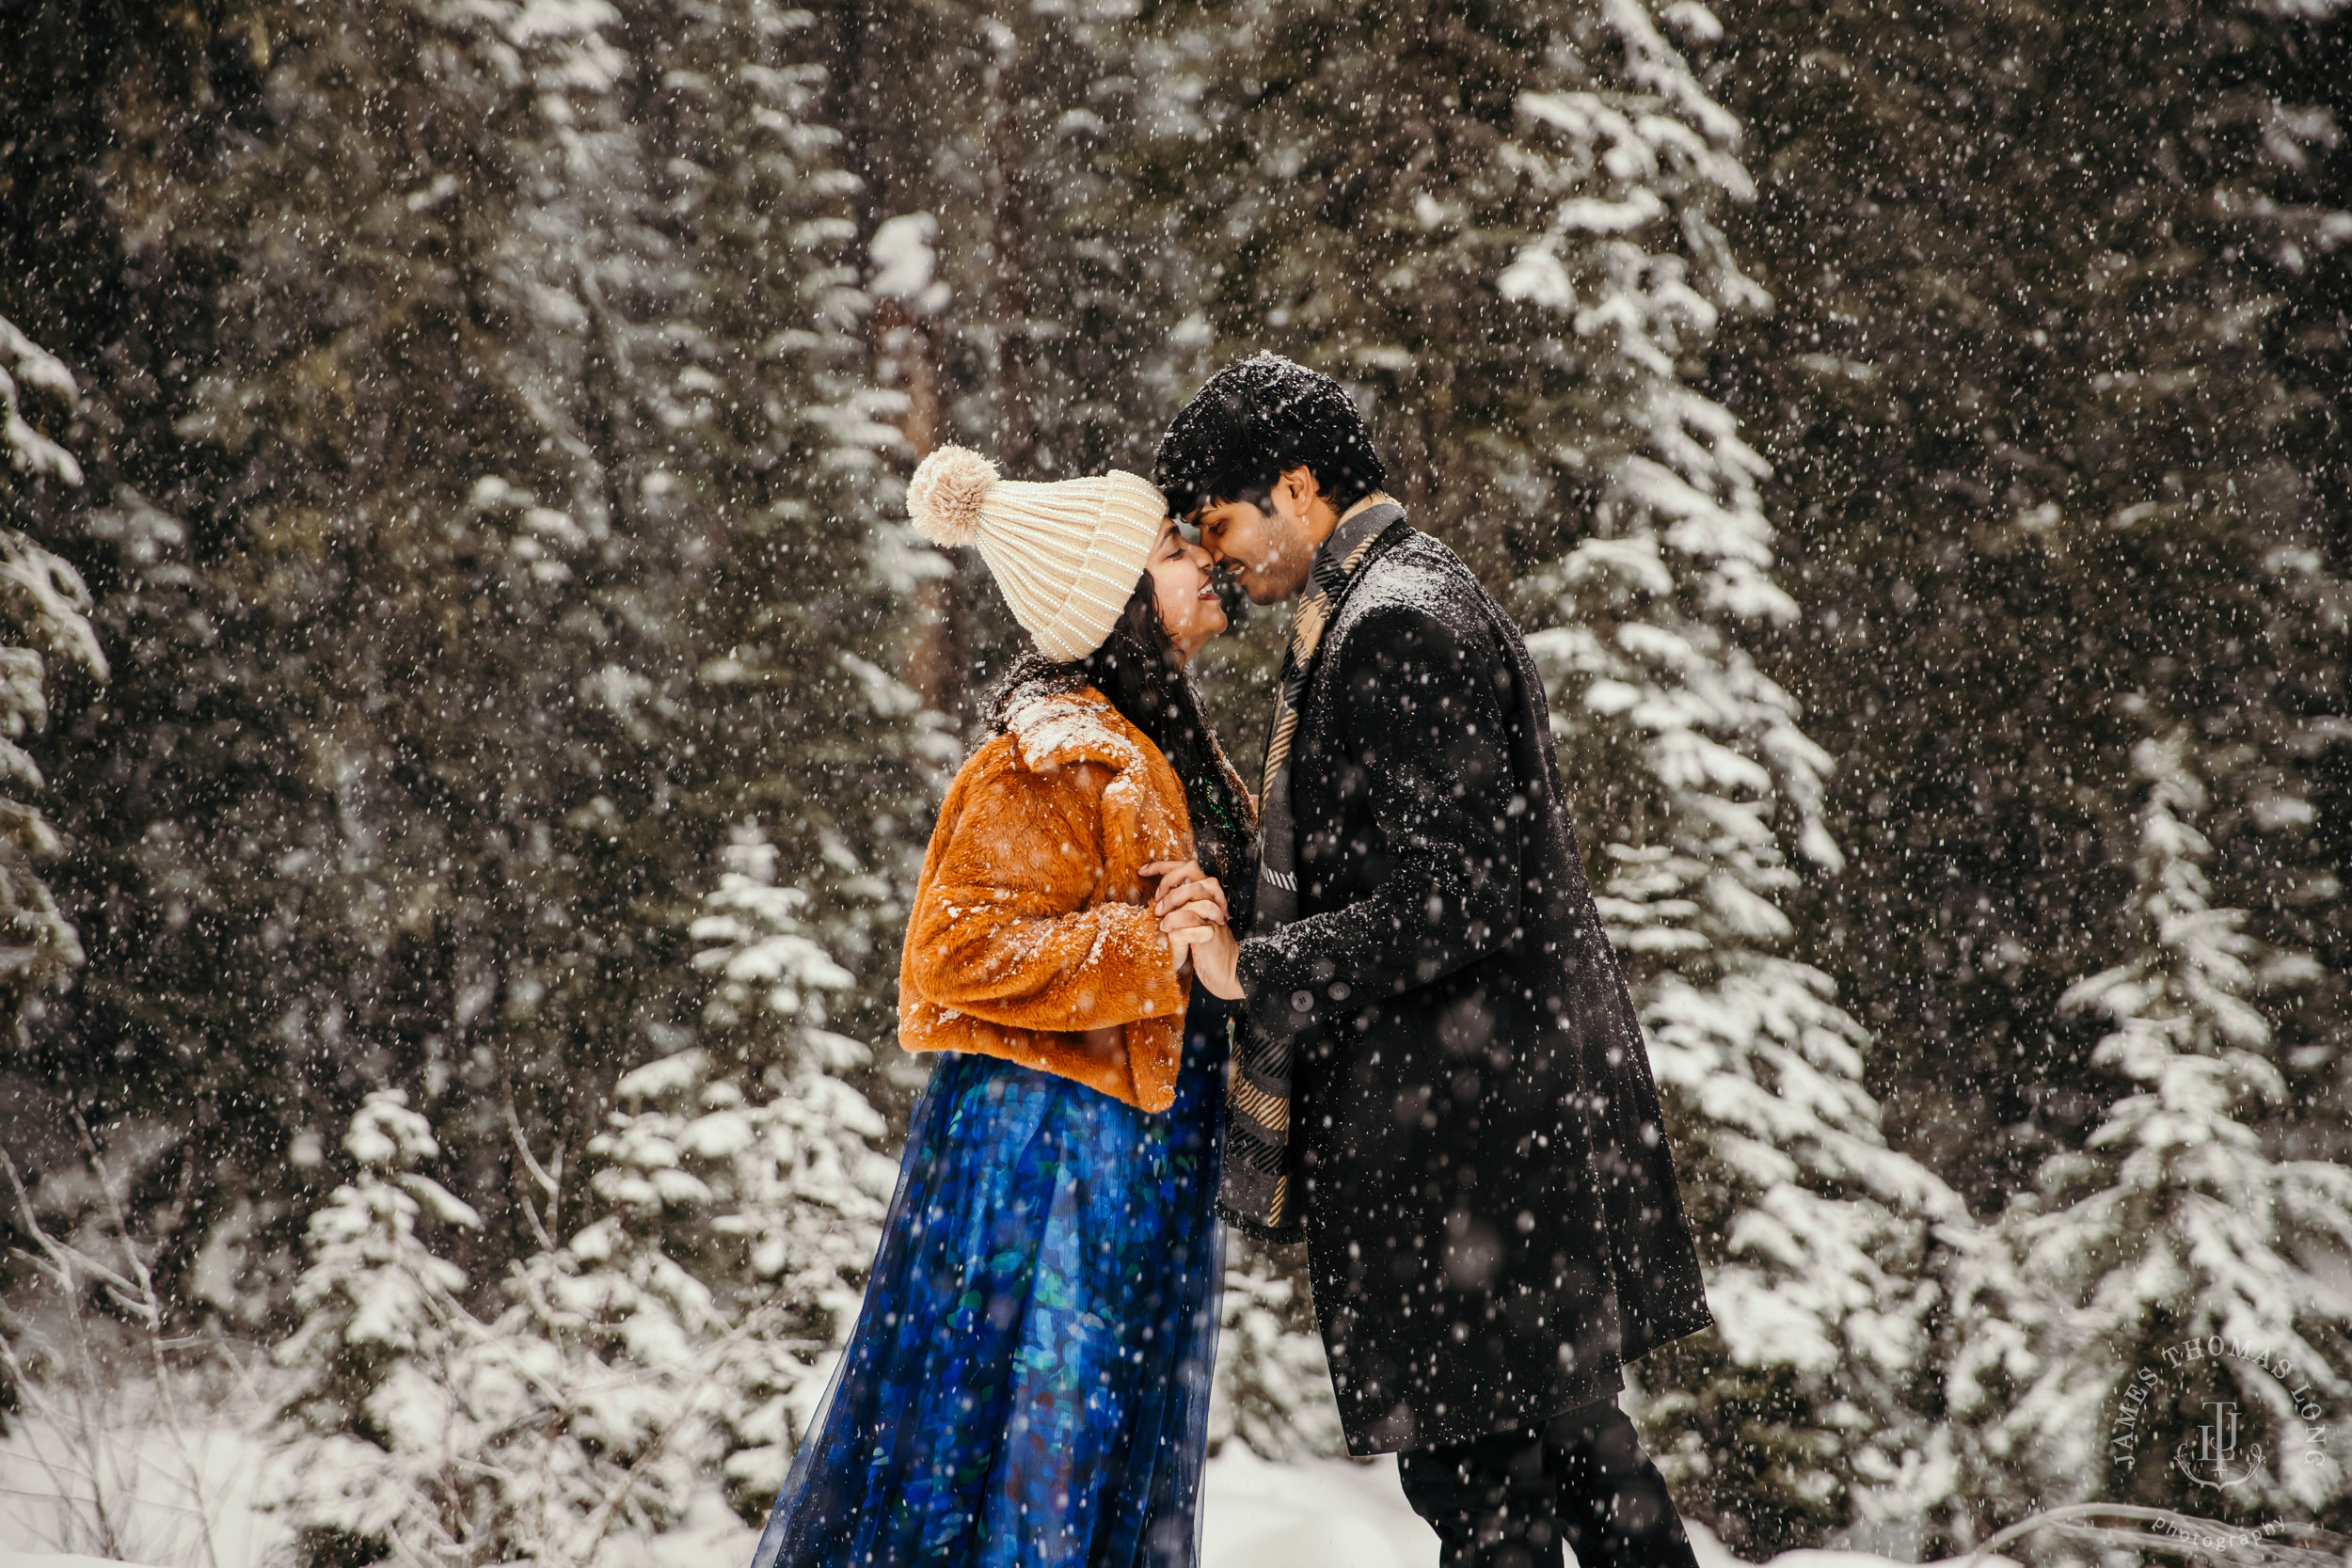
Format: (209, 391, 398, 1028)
(898, 684, 1209, 1113)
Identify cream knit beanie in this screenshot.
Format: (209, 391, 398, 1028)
(905, 446, 1168, 661)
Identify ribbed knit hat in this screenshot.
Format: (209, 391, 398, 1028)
(905, 446, 1168, 661)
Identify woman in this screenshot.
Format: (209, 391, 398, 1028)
(751, 446, 1251, 1568)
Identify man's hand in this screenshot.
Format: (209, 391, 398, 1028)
(1143, 859, 1244, 1000)
(1170, 921, 1242, 1000)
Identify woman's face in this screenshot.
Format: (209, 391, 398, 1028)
(1145, 518, 1227, 667)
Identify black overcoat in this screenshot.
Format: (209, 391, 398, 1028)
(1233, 521, 1713, 1456)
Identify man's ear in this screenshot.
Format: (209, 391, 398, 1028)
(1278, 465, 1321, 515)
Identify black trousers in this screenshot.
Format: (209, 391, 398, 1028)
(1396, 1396, 1701, 1568)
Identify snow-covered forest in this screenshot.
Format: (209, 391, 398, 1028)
(2, 1, 2348, 1564)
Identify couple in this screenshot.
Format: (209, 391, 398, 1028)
(750, 355, 1715, 1568)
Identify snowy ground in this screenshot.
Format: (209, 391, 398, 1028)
(0, 1416, 283, 1568)
(0, 1416, 1899, 1568)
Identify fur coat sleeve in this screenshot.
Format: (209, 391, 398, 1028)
(897, 685, 1195, 1112)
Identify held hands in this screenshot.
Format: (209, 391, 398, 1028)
(1141, 859, 1244, 1001)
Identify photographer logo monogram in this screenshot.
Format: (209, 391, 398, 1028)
(2110, 1336, 2331, 1491)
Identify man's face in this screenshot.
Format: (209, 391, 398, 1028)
(1191, 472, 1320, 604)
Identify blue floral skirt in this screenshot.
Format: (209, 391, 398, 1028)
(749, 996, 1233, 1568)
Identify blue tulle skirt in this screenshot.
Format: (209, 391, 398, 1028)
(749, 995, 1233, 1568)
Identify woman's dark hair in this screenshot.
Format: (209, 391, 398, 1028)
(983, 575, 1254, 889)
(1153, 352, 1386, 519)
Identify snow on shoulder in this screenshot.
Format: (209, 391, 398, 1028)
(1327, 536, 1486, 652)
(1003, 686, 1149, 778)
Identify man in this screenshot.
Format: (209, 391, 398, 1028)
(1150, 354, 1714, 1568)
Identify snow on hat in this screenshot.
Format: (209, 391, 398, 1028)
(906, 446, 1168, 661)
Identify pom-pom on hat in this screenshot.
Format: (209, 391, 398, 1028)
(906, 445, 1168, 661)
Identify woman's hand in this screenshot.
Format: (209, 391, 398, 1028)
(1142, 859, 1244, 1001)
(1144, 859, 1228, 926)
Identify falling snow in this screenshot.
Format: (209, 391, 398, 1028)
(3, 0, 2349, 1563)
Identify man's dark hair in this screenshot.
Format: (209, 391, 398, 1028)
(1154, 353, 1387, 519)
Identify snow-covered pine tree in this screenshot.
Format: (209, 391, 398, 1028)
(1701, 4, 2352, 1544)
(1496, 12, 1967, 1550)
(272, 831, 902, 1567)
(0, 314, 103, 1427)
(9, 0, 707, 1302)
(278, 1085, 721, 1568)
(1142, 1, 1962, 1547)
(641, 0, 946, 996)
(272, 1091, 492, 1567)
(0, 316, 104, 1041)
(1940, 729, 2352, 1535)
(7, 0, 939, 1352)
(1707, 0, 2352, 1227)
(16, 0, 921, 1321)
(814, 0, 1222, 745)
(559, 822, 897, 1522)
(831, 0, 1208, 488)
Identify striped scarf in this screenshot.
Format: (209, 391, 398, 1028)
(1217, 500, 1402, 1242)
